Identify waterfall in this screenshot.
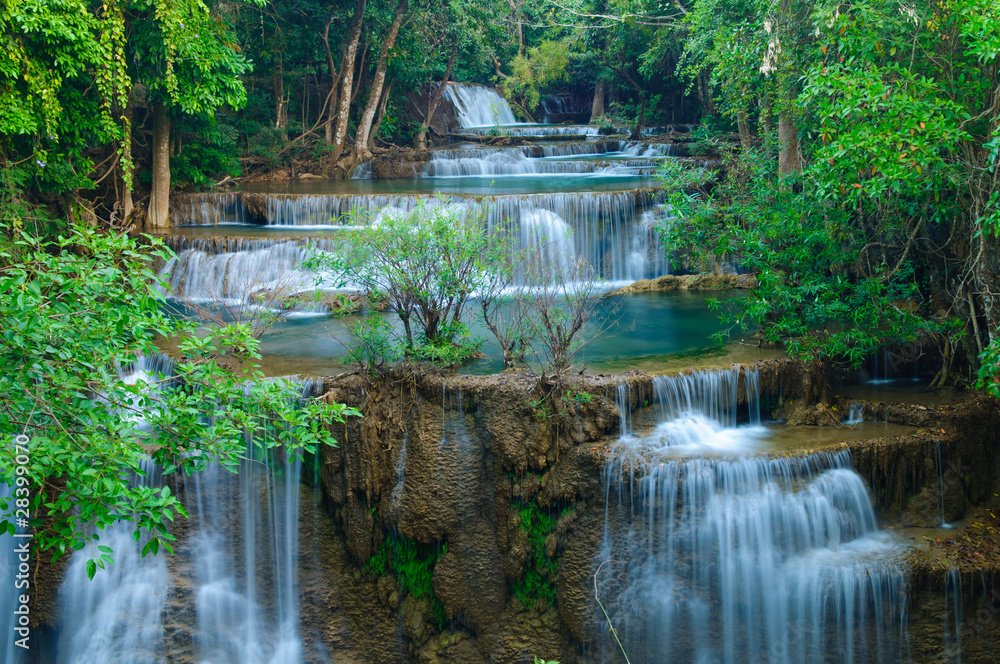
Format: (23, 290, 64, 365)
(48, 377, 321, 664)
(188, 448, 304, 664)
(173, 192, 252, 226)
(627, 206, 669, 280)
(56, 460, 168, 664)
(845, 402, 864, 425)
(520, 209, 576, 283)
(621, 141, 674, 157)
(158, 238, 344, 306)
(942, 570, 963, 663)
(441, 83, 517, 127)
(1, 483, 27, 664)
(465, 125, 602, 137)
(538, 94, 586, 122)
(599, 368, 910, 664)
(653, 367, 758, 427)
(166, 191, 670, 283)
(187, 377, 319, 664)
(421, 150, 659, 177)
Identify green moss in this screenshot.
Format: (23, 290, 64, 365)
(511, 502, 560, 608)
(366, 534, 448, 629)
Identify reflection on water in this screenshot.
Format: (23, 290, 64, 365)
(160, 292, 759, 376)
(235, 173, 659, 196)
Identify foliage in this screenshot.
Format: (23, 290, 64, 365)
(511, 501, 559, 608)
(346, 315, 404, 375)
(309, 202, 510, 366)
(167, 116, 243, 188)
(659, 146, 938, 364)
(502, 40, 572, 114)
(977, 340, 1000, 398)
(524, 257, 618, 379)
(0, 224, 358, 572)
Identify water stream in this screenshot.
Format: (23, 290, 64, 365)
(599, 368, 911, 663)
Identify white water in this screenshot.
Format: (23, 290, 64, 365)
(442, 83, 517, 127)
(159, 238, 345, 306)
(167, 191, 670, 285)
(520, 208, 576, 283)
(601, 368, 910, 663)
(845, 402, 865, 425)
(188, 377, 319, 664)
(1, 482, 28, 663)
(57, 461, 167, 664)
(49, 378, 322, 664)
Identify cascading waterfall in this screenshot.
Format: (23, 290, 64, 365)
(173, 193, 253, 226)
(441, 83, 517, 127)
(520, 209, 576, 283)
(188, 446, 304, 664)
(599, 367, 910, 664)
(464, 125, 603, 137)
(49, 376, 322, 664)
(167, 191, 669, 283)
(57, 460, 168, 664)
(845, 402, 865, 425)
(942, 570, 963, 663)
(186, 377, 320, 664)
(538, 94, 586, 122)
(158, 238, 345, 306)
(421, 150, 658, 177)
(621, 141, 674, 158)
(627, 206, 669, 280)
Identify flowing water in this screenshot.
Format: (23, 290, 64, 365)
(40, 373, 323, 664)
(599, 368, 911, 663)
(1, 482, 27, 664)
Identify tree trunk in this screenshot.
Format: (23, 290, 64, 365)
(322, 15, 345, 145)
(416, 37, 458, 149)
(333, 0, 368, 158)
(274, 55, 287, 129)
(778, 108, 801, 176)
(589, 79, 605, 123)
(737, 108, 752, 147)
(370, 81, 393, 143)
(416, 38, 458, 148)
(507, 0, 524, 56)
(632, 94, 646, 139)
(149, 99, 171, 228)
(121, 97, 134, 220)
(354, 0, 407, 160)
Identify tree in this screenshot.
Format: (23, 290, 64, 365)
(120, 0, 255, 227)
(352, 0, 410, 162)
(0, 221, 358, 571)
(308, 201, 511, 363)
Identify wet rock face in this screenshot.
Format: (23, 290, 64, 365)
(401, 88, 462, 139)
(312, 364, 1000, 663)
(846, 397, 1000, 528)
(319, 372, 621, 662)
